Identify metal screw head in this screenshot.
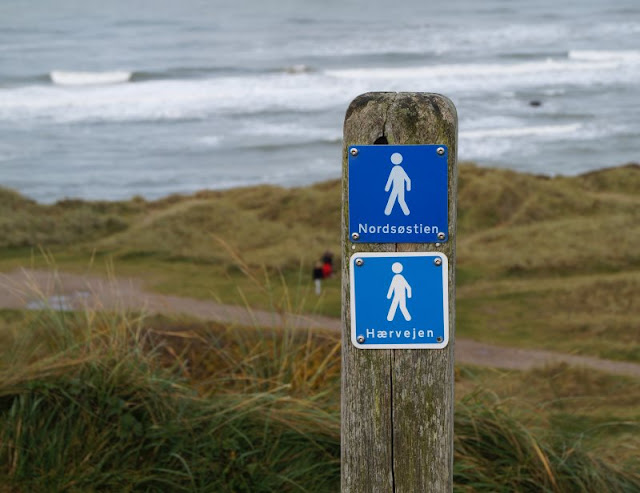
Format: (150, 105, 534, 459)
(357, 335, 365, 344)
(437, 147, 445, 155)
(350, 148, 359, 156)
(434, 257, 442, 266)
(437, 232, 446, 240)
(351, 232, 360, 241)
(437, 336, 443, 343)
(355, 258, 364, 267)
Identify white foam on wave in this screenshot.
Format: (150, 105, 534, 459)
(239, 122, 341, 141)
(324, 54, 640, 94)
(589, 21, 640, 38)
(278, 22, 569, 59)
(50, 70, 132, 86)
(282, 64, 313, 74)
(198, 136, 222, 147)
(461, 123, 582, 139)
(542, 88, 566, 96)
(1, 50, 637, 124)
(0, 73, 355, 123)
(568, 50, 640, 63)
(326, 57, 625, 81)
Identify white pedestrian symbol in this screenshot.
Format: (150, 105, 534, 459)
(386, 262, 412, 321)
(384, 152, 411, 216)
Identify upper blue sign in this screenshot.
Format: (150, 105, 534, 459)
(350, 252, 449, 349)
(348, 145, 448, 243)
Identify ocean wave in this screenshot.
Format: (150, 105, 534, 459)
(279, 22, 571, 59)
(239, 121, 340, 140)
(130, 66, 262, 82)
(0, 73, 351, 123)
(461, 123, 582, 139)
(1, 50, 636, 124)
(325, 56, 628, 80)
(499, 51, 569, 60)
(197, 136, 222, 147)
(568, 50, 640, 62)
(45, 65, 311, 87)
(280, 64, 315, 74)
(50, 70, 133, 86)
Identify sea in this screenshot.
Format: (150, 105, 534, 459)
(0, 0, 638, 203)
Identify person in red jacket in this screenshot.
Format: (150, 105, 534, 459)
(321, 251, 334, 279)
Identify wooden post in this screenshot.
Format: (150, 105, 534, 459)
(341, 92, 458, 492)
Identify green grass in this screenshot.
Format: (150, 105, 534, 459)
(456, 271, 640, 361)
(456, 364, 640, 463)
(0, 307, 342, 492)
(0, 308, 638, 492)
(1, 163, 639, 360)
(2, 163, 640, 490)
(454, 394, 639, 492)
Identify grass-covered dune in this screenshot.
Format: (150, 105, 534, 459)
(1, 309, 638, 492)
(1, 163, 639, 361)
(1, 164, 640, 491)
(2, 163, 640, 273)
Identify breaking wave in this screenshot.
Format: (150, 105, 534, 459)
(50, 70, 133, 86)
(461, 123, 582, 139)
(568, 49, 640, 62)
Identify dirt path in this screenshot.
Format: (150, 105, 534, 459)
(2, 269, 639, 378)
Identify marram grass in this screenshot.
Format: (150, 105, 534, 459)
(454, 394, 640, 492)
(0, 307, 340, 492)
(1, 306, 638, 492)
(2, 163, 639, 360)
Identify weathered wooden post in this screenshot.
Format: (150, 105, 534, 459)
(341, 92, 457, 492)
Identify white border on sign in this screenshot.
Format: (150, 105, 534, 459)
(349, 252, 449, 350)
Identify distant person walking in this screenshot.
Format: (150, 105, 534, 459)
(313, 261, 324, 295)
(322, 251, 334, 279)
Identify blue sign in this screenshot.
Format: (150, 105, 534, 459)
(348, 145, 448, 243)
(350, 252, 449, 349)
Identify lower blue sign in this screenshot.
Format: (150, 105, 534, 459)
(350, 252, 449, 349)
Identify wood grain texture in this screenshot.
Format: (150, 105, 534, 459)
(341, 92, 458, 493)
